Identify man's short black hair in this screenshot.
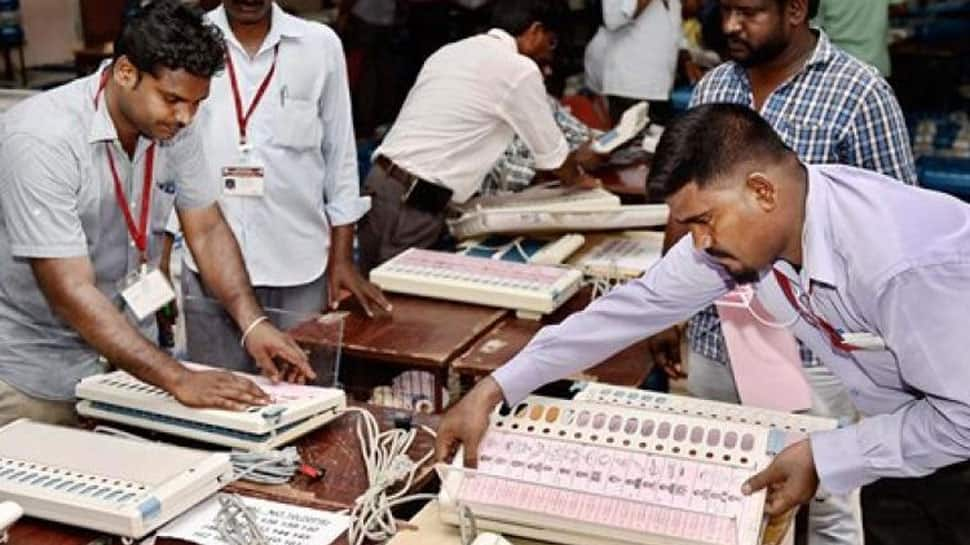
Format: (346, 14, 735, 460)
(115, 0, 225, 79)
(647, 103, 796, 199)
(490, 0, 567, 37)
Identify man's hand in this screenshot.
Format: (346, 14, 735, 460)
(435, 376, 506, 468)
(553, 152, 602, 190)
(742, 439, 820, 516)
(170, 367, 271, 411)
(575, 142, 607, 172)
(243, 321, 315, 384)
(647, 325, 686, 379)
(327, 259, 392, 318)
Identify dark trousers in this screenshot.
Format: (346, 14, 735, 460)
(606, 95, 673, 126)
(357, 164, 450, 275)
(862, 460, 970, 545)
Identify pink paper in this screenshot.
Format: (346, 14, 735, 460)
(716, 290, 812, 412)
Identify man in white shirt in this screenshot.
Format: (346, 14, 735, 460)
(167, 0, 390, 372)
(585, 0, 683, 124)
(358, 0, 599, 273)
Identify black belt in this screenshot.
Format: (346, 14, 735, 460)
(374, 156, 453, 214)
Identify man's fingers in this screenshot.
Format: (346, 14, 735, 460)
(434, 433, 456, 464)
(462, 433, 482, 469)
(352, 285, 375, 318)
(742, 464, 783, 496)
(364, 282, 392, 313)
(237, 375, 271, 403)
(763, 488, 797, 517)
(274, 337, 315, 381)
(253, 352, 281, 383)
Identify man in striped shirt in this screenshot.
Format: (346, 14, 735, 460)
(650, 1, 917, 544)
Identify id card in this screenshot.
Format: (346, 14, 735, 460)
(222, 165, 265, 197)
(120, 265, 176, 321)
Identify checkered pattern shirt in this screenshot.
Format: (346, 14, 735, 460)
(481, 96, 591, 195)
(686, 30, 917, 367)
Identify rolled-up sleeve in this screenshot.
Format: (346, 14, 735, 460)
(169, 122, 221, 210)
(602, 0, 639, 31)
(810, 261, 970, 494)
(319, 31, 370, 226)
(0, 133, 88, 258)
(496, 67, 569, 172)
(493, 235, 731, 404)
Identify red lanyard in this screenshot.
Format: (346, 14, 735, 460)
(225, 44, 279, 146)
(94, 69, 157, 261)
(772, 269, 860, 352)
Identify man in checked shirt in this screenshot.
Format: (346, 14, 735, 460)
(644, 1, 917, 544)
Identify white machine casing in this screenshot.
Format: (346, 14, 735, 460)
(447, 186, 669, 240)
(574, 384, 837, 436)
(592, 102, 650, 154)
(439, 393, 836, 545)
(0, 500, 22, 537)
(370, 248, 583, 319)
(0, 419, 232, 539)
(76, 363, 346, 451)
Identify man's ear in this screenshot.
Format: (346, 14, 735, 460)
(113, 56, 141, 90)
(746, 172, 778, 212)
(786, 0, 810, 26)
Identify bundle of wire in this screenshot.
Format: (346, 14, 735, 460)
(341, 407, 438, 545)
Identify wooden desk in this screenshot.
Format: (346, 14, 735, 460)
(452, 286, 653, 388)
(8, 404, 438, 545)
(387, 501, 552, 545)
(292, 294, 507, 411)
(227, 403, 439, 511)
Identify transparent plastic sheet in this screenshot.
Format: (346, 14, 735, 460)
(181, 295, 344, 388)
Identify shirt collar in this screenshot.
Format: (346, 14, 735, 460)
(804, 29, 836, 69)
(87, 63, 119, 144)
(486, 28, 518, 53)
(730, 29, 836, 86)
(209, 2, 304, 58)
(797, 164, 839, 289)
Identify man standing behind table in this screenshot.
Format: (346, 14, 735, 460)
(163, 0, 390, 373)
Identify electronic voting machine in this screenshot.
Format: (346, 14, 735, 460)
(76, 362, 346, 451)
(369, 248, 583, 319)
(0, 419, 232, 539)
(438, 385, 836, 545)
(447, 185, 669, 240)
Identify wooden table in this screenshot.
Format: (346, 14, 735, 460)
(452, 286, 653, 388)
(227, 403, 439, 511)
(7, 404, 439, 545)
(291, 294, 507, 411)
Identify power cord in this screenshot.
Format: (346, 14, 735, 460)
(340, 406, 438, 545)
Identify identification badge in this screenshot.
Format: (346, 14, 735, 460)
(120, 265, 176, 321)
(222, 163, 265, 197)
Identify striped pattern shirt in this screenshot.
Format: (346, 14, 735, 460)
(686, 30, 917, 367)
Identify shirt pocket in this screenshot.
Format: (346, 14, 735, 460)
(272, 96, 322, 151)
(150, 182, 177, 235)
(777, 117, 840, 163)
